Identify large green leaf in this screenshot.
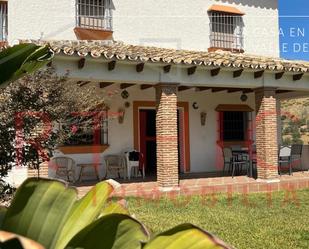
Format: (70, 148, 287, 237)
(0, 207, 7, 227)
(53, 181, 115, 249)
(1, 178, 76, 249)
(0, 44, 53, 86)
(143, 224, 231, 249)
(1, 178, 118, 249)
(65, 214, 149, 249)
(100, 201, 129, 217)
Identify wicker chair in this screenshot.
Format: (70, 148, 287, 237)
(51, 156, 76, 183)
(104, 155, 126, 179)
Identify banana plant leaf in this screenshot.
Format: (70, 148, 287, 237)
(143, 224, 231, 249)
(64, 214, 149, 249)
(0, 178, 116, 249)
(0, 44, 53, 87)
(100, 201, 129, 217)
(53, 180, 114, 249)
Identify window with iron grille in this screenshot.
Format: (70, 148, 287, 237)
(209, 12, 244, 51)
(76, 0, 113, 31)
(0, 1, 8, 42)
(220, 111, 248, 141)
(61, 109, 109, 146)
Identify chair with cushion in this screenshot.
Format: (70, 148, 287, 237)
(104, 155, 126, 179)
(278, 146, 292, 175)
(290, 144, 303, 172)
(124, 150, 145, 180)
(222, 147, 248, 178)
(51, 156, 76, 183)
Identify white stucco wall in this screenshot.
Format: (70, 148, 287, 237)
(113, 0, 279, 57)
(7, 0, 279, 57)
(8, 0, 76, 43)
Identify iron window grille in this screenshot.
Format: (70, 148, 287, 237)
(76, 0, 113, 31)
(221, 111, 248, 141)
(61, 109, 109, 146)
(0, 1, 8, 41)
(209, 12, 244, 51)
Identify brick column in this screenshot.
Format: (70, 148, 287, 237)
(255, 87, 279, 180)
(155, 83, 179, 190)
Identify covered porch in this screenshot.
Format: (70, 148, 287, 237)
(24, 40, 309, 190)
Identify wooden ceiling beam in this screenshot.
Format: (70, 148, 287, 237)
(275, 72, 284, 80)
(233, 69, 244, 78)
(163, 65, 171, 73)
(243, 89, 254, 93)
(210, 68, 221, 77)
(254, 70, 264, 79)
(187, 66, 197, 76)
(78, 58, 86, 69)
(212, 87, 226, 93)
(140, 84, 153, 90)
(120, 83, 135, 89)
(195, 87, 211, 92)
(276, 90, 293, 94)
(108, 60, 116, 71)
(99, 82, 114, 88)
(77, 81, 91, 87)
(227, 88, 244, 93)
(293, 73, 304, 81)
(136, 63, 145, 73)
(178, 86, 192, 92)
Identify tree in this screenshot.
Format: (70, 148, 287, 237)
(0, 67, 107, 186)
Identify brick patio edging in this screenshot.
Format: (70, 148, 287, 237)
(75, 173, 309, 199)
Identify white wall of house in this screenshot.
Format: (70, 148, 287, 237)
(113, 0, 279, 57)
(7, 0, 279, 57)
(8, 0, 76, 43)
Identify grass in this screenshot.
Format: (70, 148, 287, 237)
(126, 189, 309, 249)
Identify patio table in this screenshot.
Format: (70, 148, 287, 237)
(77, 163, 101, 182)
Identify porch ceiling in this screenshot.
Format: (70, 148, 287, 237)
(19, 40, 309, 91)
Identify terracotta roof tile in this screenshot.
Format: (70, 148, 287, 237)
(19, 40, 309, 74)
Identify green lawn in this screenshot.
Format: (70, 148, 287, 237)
(126, 189, 309, 249)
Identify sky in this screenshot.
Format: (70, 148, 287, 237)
(279, 0, 309, 60)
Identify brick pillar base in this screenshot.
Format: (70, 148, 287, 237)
(155, 83, 179, 189)
(255, 87, 279, 180)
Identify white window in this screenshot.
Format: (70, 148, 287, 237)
(76, 0, 113, 31)
(209, 11, 244, 52)
(0, 1, 8, 42)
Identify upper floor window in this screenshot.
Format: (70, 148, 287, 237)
(76, 0, 113, 31)
(208, 5, 244, 52)
(0, 1, 8, 42)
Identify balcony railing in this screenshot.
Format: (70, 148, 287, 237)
(209, 12, 244, 51)
(76, 0, 112, 31)
(0, 2, 8, 42)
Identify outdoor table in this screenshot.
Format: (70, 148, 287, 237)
(231, 149, 254, 177)
(77, 163, 101, 182)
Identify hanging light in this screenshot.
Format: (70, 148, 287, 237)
(240, 93, 248, 102)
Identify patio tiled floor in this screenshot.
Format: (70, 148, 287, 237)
(76, 171, 309, 198)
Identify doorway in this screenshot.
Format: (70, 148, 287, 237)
(139, 108, 185, 177)
(139, 109, 157, 176)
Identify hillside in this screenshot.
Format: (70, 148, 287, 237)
(281, 98, 309, 145)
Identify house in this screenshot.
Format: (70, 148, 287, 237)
(2, 0, 309, 190)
